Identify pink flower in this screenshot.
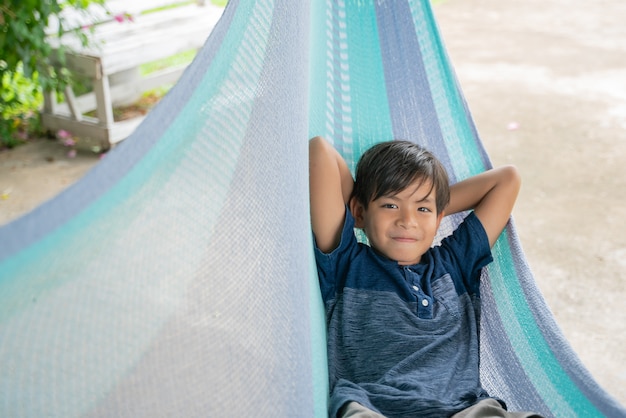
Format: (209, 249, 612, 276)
(63, 138, 76, 147)
(67, 149, 77, 158)
(113, 13, 134, 23)
(57, 129, 72, 139)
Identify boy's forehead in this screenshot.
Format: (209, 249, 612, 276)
(376, 177, 436, 201)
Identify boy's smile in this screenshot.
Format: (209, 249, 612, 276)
(351, 179, 444, 265)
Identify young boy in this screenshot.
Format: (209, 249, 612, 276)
(309, 136, 541, 418)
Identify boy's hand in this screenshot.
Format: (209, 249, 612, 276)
(309, 137, 354, 253)
(447, 166, 521, 248)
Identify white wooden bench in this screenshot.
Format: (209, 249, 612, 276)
(42, 0, 224, 149)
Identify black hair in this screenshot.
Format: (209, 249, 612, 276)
(351, 140, 450, 214)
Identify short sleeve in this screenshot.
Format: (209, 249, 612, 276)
(438, 212, 494, 295)
(313, 207, 358, 303)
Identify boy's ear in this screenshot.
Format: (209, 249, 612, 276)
(436, 211, 445, 229)
(349, 197, 366, 228)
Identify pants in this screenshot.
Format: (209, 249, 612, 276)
(339, 399, 545, 418)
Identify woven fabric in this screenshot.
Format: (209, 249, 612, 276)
(0, 1, 623, 417)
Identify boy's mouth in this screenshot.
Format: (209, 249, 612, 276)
(392, 236, 418, 243)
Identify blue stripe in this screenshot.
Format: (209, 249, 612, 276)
(376, 1, 448, 168)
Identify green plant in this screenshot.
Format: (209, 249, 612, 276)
(0, 0, 105, 148)
(0, 63, 42, 147)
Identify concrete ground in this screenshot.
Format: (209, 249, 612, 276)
(0, 0, 624, 408)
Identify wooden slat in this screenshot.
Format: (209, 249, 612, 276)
(53, 4, 222, 74)
(42, 1, 224, 147)
(48, 0, 205, 33)
(64, 86, 83, 121)
(41, 112, 144, 147)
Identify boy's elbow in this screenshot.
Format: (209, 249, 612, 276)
(309, 136, 328, 151)
(309, 136, 330, 162)
(498, 165, 522, 205)
(503, 165, 522, 190)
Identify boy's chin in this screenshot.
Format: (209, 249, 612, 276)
(371, 246, 424, 265)
(390, 253, 423, 265)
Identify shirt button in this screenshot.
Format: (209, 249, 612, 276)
(412, 285, 419, 292)
(422, 299, 429, 307)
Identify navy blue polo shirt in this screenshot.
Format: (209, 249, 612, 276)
(314, 208, 495, 418)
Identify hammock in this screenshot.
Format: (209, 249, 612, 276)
(0, 1, 623, 416)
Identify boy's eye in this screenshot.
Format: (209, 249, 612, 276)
(418, 207, 432, 213)
(381, 203, 398, 209)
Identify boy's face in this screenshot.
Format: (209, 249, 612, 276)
(351, 178, 444, 265)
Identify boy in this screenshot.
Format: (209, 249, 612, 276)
(309, 136, 541, 418)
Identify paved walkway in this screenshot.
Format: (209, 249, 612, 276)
(434, 0, 626, 406)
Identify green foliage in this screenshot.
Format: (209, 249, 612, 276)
(0, 0, 104, 148)
(143, 1, 196, 14)
(0, 63, 42, 147)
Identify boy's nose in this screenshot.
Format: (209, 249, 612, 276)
(398, 210, 417, 228)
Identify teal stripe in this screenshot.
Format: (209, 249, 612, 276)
(344, 0, 393, 165)
(308, 0, 393, 169)
(409, 0, 485, 179)
(489, 233, 602, 416)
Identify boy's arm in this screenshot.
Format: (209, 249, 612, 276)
(309, 136, 354, 253)
(446, 166, 521, 248)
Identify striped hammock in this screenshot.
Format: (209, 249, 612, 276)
(0, 1, 623, 416)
